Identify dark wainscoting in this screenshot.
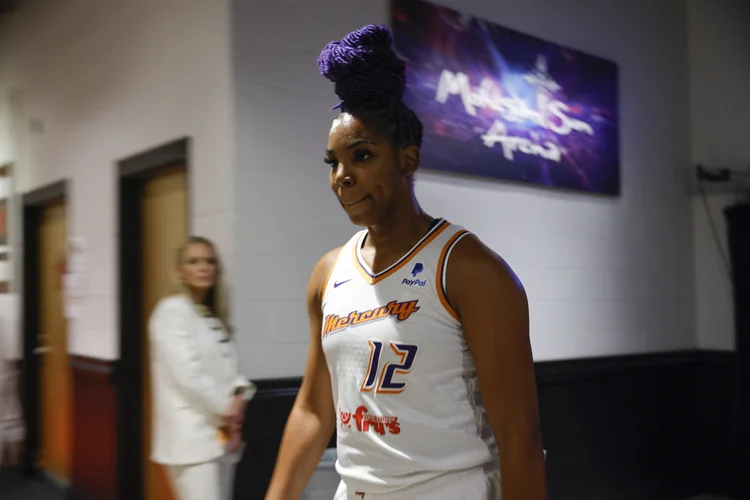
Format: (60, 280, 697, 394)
(694, 350, 741, 498)
(235, 378, 326, 500)
(70, 356, 118, 500)
(235, 349, 740, 500)
(726, 204, 750, 500)
(536, 350, 739, 500)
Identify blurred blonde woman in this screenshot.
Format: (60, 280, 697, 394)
(149, 236, 255, 500)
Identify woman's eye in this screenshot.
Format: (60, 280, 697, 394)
(324, 157, 337, 168)
(353, 150, 373, 162)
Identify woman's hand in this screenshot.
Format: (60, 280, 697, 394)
(222, 395, 246, 428)
(218, 425, 243, 454)
(226, 428, 243, 454)
(221, 395, 246, 455)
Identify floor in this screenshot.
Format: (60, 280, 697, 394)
(0, 469, 62, 500)
(0, 469, 737, 500)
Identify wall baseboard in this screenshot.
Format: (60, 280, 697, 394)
(236, 349, 741, 500)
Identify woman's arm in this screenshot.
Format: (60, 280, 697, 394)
(150, 301, 232, 421)
(265, 248, 340, 500)
(447, 235, 547, 500)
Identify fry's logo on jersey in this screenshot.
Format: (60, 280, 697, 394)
(323, 300, 420, 339)
(339, 405, 401, 436)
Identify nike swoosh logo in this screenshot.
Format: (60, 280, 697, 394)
(333, 279, 351, 288)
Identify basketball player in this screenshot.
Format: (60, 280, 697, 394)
(265, 25, 546, 500)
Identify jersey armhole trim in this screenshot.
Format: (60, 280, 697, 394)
(320, 246, 345, 305)
(436, 230, 470, 322)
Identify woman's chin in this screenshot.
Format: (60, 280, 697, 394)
(346, 212, 377, 227)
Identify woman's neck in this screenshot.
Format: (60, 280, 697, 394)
(364, 195, 434, 253)
(188, 287, 207, 305)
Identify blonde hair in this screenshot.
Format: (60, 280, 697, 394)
(174, 236, 231, 332)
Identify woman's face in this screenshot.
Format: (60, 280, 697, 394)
(179, 242, 217, 292)
(325, 112, 416, 227)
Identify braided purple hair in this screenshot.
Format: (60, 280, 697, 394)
(318, 24, 423, 149)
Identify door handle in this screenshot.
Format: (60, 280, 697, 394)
(34, 346, 50, 355)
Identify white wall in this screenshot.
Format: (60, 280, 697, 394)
(0, 98, 12, 168)
(0, 90, 21, 359)
(0, 0, 235, 359)
(689, 0, 750, 351)
(4, 0, 735, 373)
(232, 0, 694, 378)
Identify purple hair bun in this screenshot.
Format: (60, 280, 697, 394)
(317, 24, 406, 106)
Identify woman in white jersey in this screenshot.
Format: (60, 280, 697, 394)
(266, 25, 546, 500)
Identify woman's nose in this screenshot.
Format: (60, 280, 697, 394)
(334, 162, 354, 187)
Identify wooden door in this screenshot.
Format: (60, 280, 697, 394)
(141, 164, 187, 500)
(38, 200, 71, 485)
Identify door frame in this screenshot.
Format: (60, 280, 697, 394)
(116, 137, 190, 500)
(20, 179, 68, 478)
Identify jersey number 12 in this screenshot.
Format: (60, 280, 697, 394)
(360, 340, 419, 394)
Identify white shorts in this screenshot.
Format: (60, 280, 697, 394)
(165, 458, 236, 500)
(333, 466, 501, 500)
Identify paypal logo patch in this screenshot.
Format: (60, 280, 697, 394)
(411, 263, 423, 277)
(404, 262, 426, 286)
(402, 277, 426, 287)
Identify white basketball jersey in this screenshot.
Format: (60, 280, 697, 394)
(321, 219, 499, 494)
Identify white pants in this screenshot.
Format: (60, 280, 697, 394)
(333, 466, 501, 499)
(166, 459, 236, 500)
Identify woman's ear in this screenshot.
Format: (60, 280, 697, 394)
(400, 146, 420, 176)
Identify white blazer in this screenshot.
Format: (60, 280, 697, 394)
(148, 294, 255, 465)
